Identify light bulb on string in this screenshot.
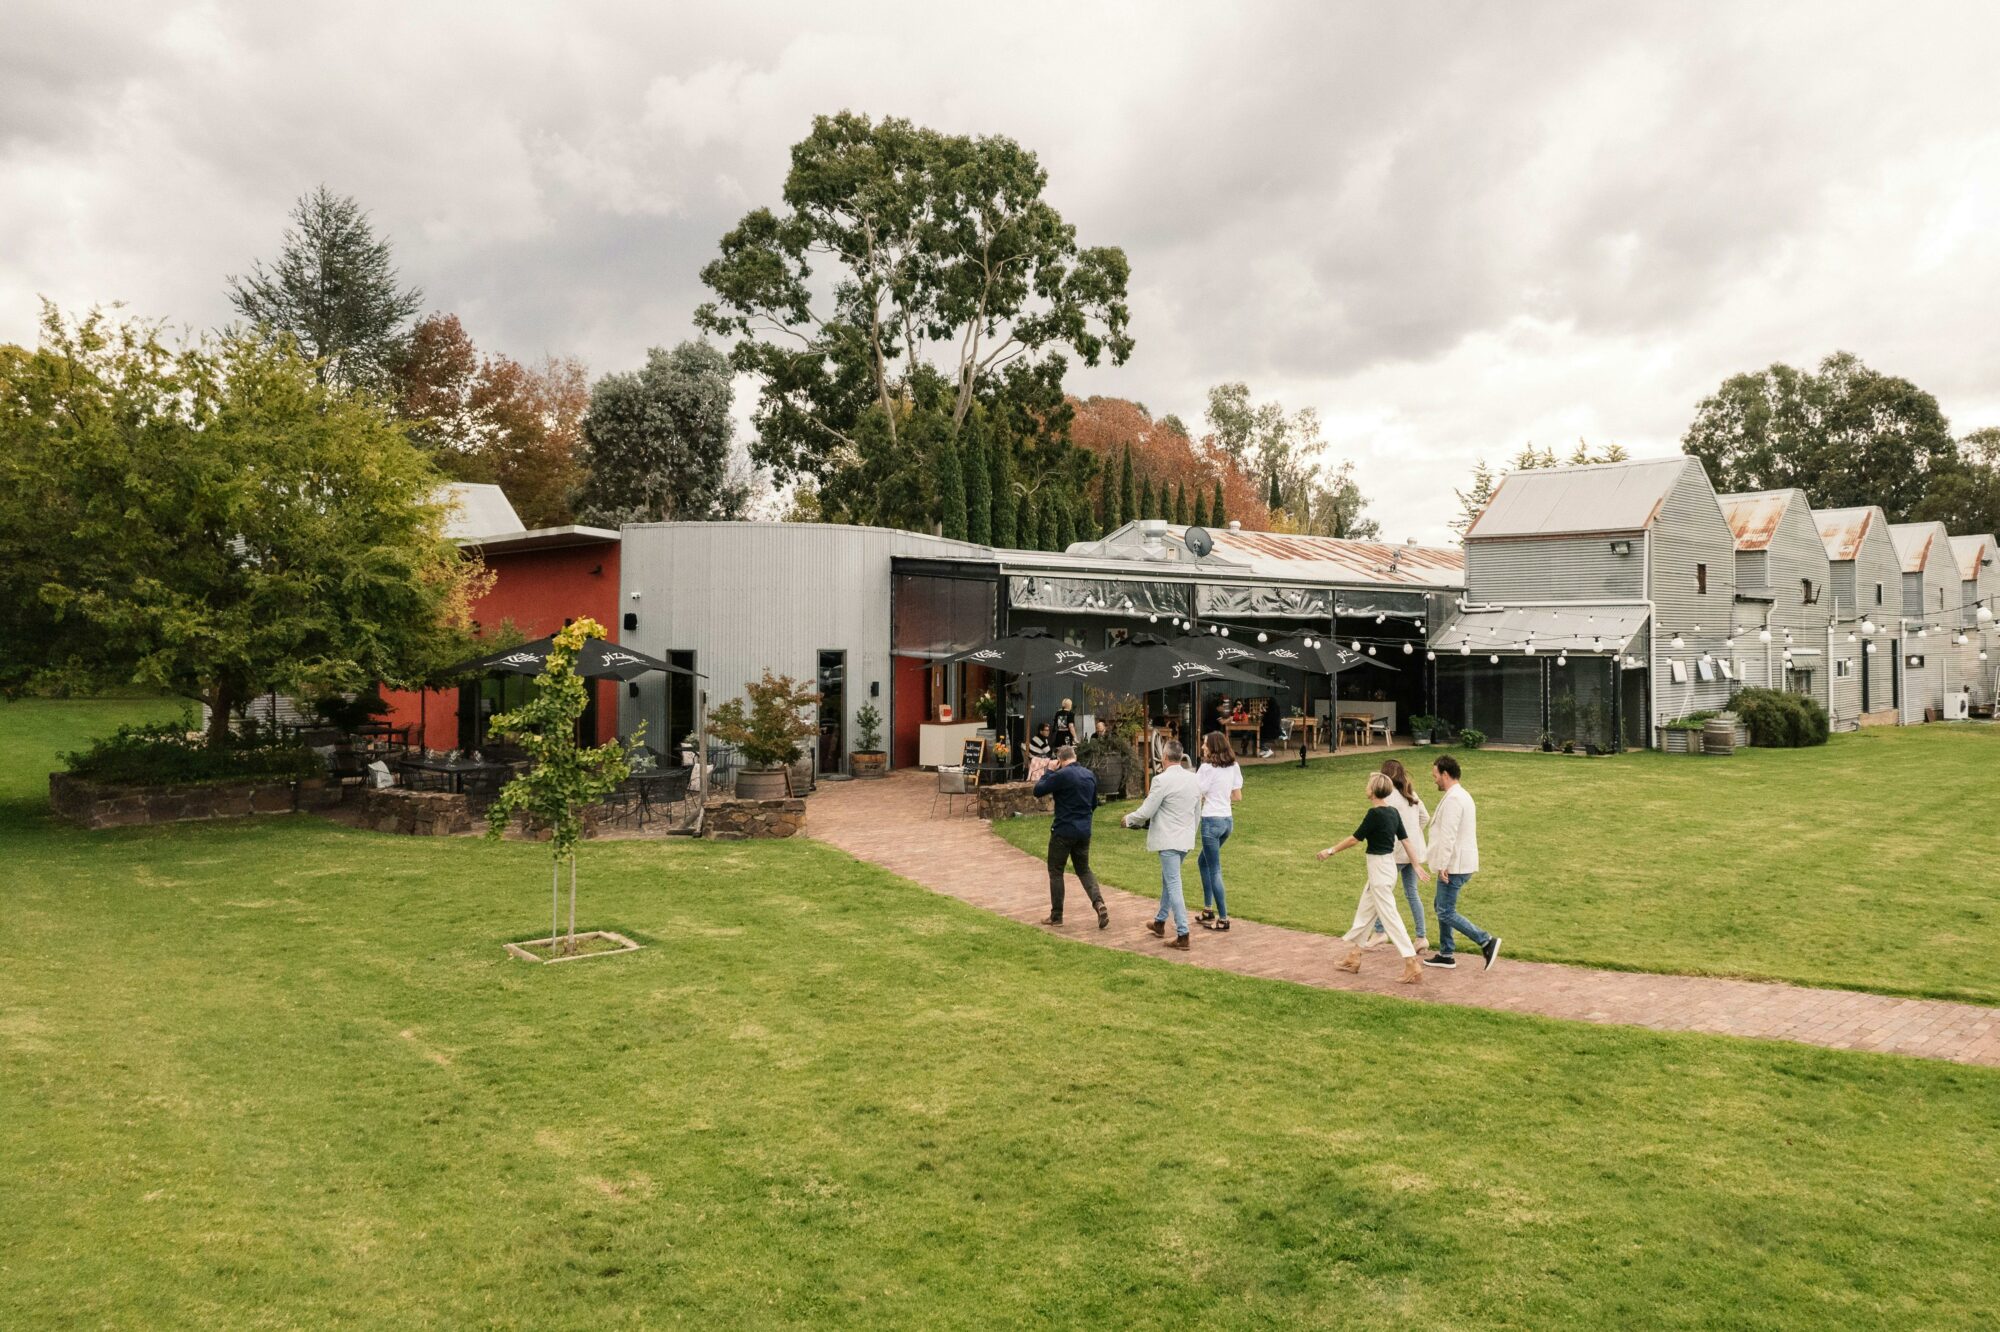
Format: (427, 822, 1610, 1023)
(1670, 633, 1685, 649)
(1256, 632, 1268, 643)
(1957, 632, 1968, 645)
(1758, 628, 1771, 643)
(1219, 627, 1230, 637)
(1918, 627, 1927, 638)
(1489, 654, 1500, 664)
(1351, 641, 1361, 652)
(1426, 650, 1437, 661)
(1402, 642, 1414, 655)
(1862, 619, 1876, 635)
(1148, 614, 1158, 624)
(1557, 652, 1568, 665)
(1979, 603, 1992, 622)
(1367, 645, 1377, 656)
(1866, 642, 1877, 654)
(1460, 644, 1471, 656)
(1376, 613, 1386, 624)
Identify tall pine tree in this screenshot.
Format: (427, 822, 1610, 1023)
(1266, 471, 1283, 512)
(1173, 482, 1189, 524)
(937, 437, 967, 540)
(1097, 469, 1114, 533)
(1192, 488, 1210, 530)
(1119, 446, 1137, 528)
(963, 429, 991, 544)
(1139, 475, 1155, 520)
(1212, 480, 1226, 528)
(1056, 490, 1077, 549)
(990, 441, 1017, 547)
(1039, 490, 1059, 550)
(1018, 489, 1037, 553)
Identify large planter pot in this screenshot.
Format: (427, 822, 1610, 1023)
(735, 767, 791, 800)
(1657, 728, 1694, 754)
(850, 751, 888, 779)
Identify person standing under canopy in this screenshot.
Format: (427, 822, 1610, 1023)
(1033, 745, 1108, 929)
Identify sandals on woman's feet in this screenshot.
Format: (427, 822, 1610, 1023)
(1195, 910, 1217, 923)
(1201, 917, 1231, 932)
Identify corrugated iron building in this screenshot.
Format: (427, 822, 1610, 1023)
(1719, 490, 1838, 722)
(1947, 534, 1999, 708)
(1888, 521, 1960, 721)
(1813, 506, 1904, 722)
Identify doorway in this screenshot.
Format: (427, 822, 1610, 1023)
(818, 650, 847, 775)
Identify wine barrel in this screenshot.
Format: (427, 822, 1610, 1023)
(1701, 718, 1736, 756)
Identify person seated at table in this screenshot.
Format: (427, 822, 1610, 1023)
(1026, 724, 1056, 782)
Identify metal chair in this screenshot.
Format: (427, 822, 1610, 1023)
(931, 766, 970, 818)
(634, 768, 693, 827)
(396, 759, 448, 791)
(459, 766, 509, 813)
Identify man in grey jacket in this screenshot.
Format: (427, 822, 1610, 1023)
(1122, 739, 1202, 950)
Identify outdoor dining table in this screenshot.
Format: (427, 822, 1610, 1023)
(400, 755, 511, 794)
(1224, 721, 1261, 757)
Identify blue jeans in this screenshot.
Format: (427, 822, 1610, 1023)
(1433, 872, 1490, 957)
(1373, 862, 1427, 940)
(1153, 849, 1191, 935)
(1197, 816, 1232, 916)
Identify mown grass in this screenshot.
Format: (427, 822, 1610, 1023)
(995, 728, 2000, 1004)
(3, 699, 1998, 1329)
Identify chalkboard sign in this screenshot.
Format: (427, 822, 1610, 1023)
(960, 737, 988, 783)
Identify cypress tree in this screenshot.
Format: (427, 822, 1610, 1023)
(1212, 480, 1226, 528)
(1077, 487, 1100, 541)
(1173, 482, 1189, 525)
(990, 441, 1017, 547)
(1097, 468, 1113, 532)
(1039, 491, 1059, 550)
(1192, 487, 1210, 530)
(1140, 475, 1155, 520)
(1056, 490, 1077, 549)
(938, 437, 967, 541)
(963, 428, 991, 545)
(1267, 470, 1283, 512)
(1018, 489, 1037, 553)
(1118, 446, 1136, 527)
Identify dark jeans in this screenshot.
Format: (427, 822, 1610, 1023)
(1047, 832, 1105, 919)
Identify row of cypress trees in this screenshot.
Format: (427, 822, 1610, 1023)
(936, 440, 1230, 551)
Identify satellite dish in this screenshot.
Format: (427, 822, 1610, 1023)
(1183, 525, 1214, 558)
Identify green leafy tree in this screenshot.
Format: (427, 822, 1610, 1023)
(1192, 487, 1210, 530)
(1682, 353, 1955, 517)
(0, 306, 485, 744)
(574, 340, 745, 525)
(938, 436, 967, 540)
(1119, 445, 1137, 527)
(695, 112, 1133, 493)
(1212, 480, 1226, 528)
(709, 670, 821, 770)
(227, 186, 422, 392)
(483, 618, 635, 957)
(1452, 459, 1500, 538)
(990, 439, 1017, 546)
(1912, 427, 2000, 537)
(962, 422, 991, 544)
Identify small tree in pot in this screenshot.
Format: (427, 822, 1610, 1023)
(484, 618, 637, 960)
(709, 671, 820, 799)
(851, 701, 888, 778)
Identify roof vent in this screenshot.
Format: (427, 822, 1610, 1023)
(1227, 520, 1242, 531)
(1137, 518, 1171, 560)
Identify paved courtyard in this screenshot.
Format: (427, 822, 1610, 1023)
(809, 769, 2000, 1067)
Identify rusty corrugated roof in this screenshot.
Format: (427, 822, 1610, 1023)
(1718, 490, 1799, 551)
(1813, 506, 1882, 563)
(1949, 534, 1998, 582)
(1193, 526, 1465, 587)
(1888, 522, 1949, 573)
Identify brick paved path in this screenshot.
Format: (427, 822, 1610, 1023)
(809, 771, 2000, 1068)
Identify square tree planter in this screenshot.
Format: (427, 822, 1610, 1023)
(505, 931, 642, 964)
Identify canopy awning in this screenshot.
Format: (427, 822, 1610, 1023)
(1429, 604, 1649, 656)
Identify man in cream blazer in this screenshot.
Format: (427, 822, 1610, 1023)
(1423, 753, 1500, 970)
(1122, 739, 1202, 949)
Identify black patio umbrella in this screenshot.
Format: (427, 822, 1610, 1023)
(1169, 630, 1303, 671)
(944, 626, 1093, 676)
(444, 635, 702, 681)
(1272, 632, 1399, 676)
(1051, 634, 1288, 697)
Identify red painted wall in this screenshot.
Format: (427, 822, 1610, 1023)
(891, 654, 929, 767)
(381, 539, 622, 750)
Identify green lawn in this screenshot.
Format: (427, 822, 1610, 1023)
(996, 729, 2000, 1004)
(4, 700, 1999, 1329)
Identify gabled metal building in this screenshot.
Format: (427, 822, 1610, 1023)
(1888, 521, 1960, 721)
(1719, 490, 1838, 722)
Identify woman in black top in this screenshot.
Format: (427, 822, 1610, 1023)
(1050, 698, 1077, 749)
(1317, 772, 1429, 983)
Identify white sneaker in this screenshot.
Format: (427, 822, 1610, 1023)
(1258, 748, 1274, 758)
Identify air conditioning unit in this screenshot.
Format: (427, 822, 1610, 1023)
(1945, 693, 1971, 721)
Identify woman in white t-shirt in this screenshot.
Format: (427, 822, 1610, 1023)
(1194, 730, 1245, 930)
(1371, 757, 1430, 952)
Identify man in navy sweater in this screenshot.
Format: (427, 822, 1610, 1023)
(1033, 745, 1109, 929)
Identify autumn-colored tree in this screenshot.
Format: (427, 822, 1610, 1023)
(1068, 395, 1268, 529)
(391, 313, 586, 527)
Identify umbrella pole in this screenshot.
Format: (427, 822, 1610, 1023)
(693, 687, 708, 837)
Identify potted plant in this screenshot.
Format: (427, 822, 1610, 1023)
(709, 671, 822, 800)
(484, 618, 641, 962)
(1458, 727, 1487, 750)
(1408, 714, 1438, 746)
(850, 702, 888, 778)
(1538, 730, 1555, 753)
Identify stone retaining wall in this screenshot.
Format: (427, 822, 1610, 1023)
(48, 771, 330, 829)
(972, 782, 1051, 821)
(704, 797, 806, 840)
(348, 786, 476, 837)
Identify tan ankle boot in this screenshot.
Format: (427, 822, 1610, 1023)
(1400, 956, 1422, 984)
(1337, 948, 1363, 974)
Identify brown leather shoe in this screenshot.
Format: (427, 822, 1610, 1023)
(1146, 919, 1165, 937)
(1096, 904, 1110, 929)
(1165, 933, 1191, 950)
(1039, 916, 1062, 926)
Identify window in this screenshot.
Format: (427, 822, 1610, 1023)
(1801, 578, 1819, 605)
(1786, 668, 1814, 696)
(1696, 563, 1708, 594)
(1875, 582, 1884, 606)
(1836, 658, 1853, 679)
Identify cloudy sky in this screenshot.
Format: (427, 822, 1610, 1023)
(8, 1, 2000, 541)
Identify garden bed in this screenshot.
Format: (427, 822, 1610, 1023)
(503, 930, 642, 963)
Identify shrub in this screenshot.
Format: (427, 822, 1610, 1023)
(1457, 727, 1487, 749)
(306, 690, 388, 733)
(63, 712, 324, 786)
(853, 702, 884, 753)
(709, 671, 821, 768)
(1728, 688, 1829, 747)
(1663, 711, 1717, 732)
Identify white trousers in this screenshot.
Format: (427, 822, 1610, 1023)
(1342, 854, 1415, 958)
